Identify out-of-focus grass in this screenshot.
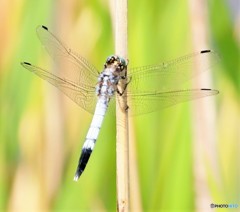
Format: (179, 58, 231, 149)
(0, 0, 239, 211)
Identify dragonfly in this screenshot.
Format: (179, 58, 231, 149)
(21, 25, 219, 181)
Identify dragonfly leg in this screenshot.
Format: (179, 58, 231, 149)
(116, 76, 131, 112)
(117, 76, 132, 96)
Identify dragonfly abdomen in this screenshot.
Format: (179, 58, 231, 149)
(74, 94, 111, 181)
(74, 70, 122, 180)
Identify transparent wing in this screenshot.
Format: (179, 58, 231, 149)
(127, 89, 219, 116)
(124, 50, 219, 115)
(21, 62, 97, 114)
(36, 25, 99, 87)
(127, 50, 220, 93)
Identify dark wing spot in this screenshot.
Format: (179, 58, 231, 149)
(200, 50, 211, 54)
(201, 88, 211, 90)
(21, 62, 31, 66)
(42, 25, 48, 30)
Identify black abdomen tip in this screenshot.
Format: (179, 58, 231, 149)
(73, 147, 93, 181)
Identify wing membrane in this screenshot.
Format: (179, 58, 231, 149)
(128, 50, 220, 93)
(21, 62, 97, 114)
(127, 89, 219, 116)
(36, 25, 99, 87)
(22, 26, 219, 116)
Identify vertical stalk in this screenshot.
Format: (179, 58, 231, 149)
(114, 0, 129, 211)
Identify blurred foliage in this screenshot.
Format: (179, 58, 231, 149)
(0, 0, 239, 211)
(209, 0, 240, 94)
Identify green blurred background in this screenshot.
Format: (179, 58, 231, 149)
(0, 0, 239, 211)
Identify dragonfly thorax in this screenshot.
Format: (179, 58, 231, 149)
(95, 55, 128, 98)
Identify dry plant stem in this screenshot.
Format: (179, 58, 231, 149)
(129, 120, 142, 211)
(114, 0, 130, 211)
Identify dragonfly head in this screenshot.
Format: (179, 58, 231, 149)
(104, 55, 128, 73)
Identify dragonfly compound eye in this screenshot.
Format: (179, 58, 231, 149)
(106, 55, 116, 64)
(119, 57, 127, 68)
